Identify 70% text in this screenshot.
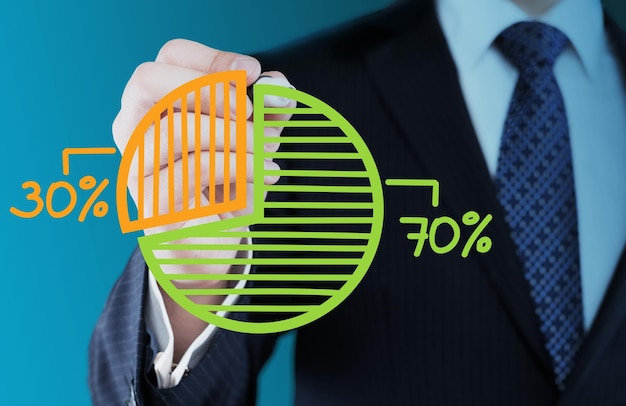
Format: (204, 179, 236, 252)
(401, 211, 492, 258)
(386, 179, 493, 258)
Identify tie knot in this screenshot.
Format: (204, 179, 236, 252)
(496, 22, 569, 71)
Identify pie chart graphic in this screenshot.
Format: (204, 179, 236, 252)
(116, 71, 384, 333)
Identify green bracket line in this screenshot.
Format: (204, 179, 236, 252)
(385, 179, 440, 207)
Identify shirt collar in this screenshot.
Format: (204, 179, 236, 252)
(436, 0, 605, 79)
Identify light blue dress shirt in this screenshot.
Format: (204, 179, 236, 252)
(437, 0, 626, 330)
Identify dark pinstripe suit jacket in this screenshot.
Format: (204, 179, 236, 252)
(89, 1, 626, 404)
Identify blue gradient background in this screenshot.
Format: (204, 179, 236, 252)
(0, 1, 624, 405)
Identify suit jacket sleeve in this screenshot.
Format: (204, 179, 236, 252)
(88, 247, 279, 406)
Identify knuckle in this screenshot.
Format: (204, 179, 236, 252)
(209, 51, 236, 73)
(111, 113, 132, 152)
(130, 61, 156, 88)
(156, 38, 186, 63)
(111, 115, 123, 146)
(120, 62, 160, 119)
(119, 84, 133, 109)
(266, 143, 280, 152)
(121, 62, 153, 108)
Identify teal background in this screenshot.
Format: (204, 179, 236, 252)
(0, 1, 624, 405)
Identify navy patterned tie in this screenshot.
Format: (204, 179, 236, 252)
(495, 22, 584, 390)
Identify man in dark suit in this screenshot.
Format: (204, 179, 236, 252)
(90, 0, 626, 404)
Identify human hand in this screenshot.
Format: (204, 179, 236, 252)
(112, 39, 294, 353)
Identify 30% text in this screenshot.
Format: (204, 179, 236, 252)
(9, 147, 116, 222)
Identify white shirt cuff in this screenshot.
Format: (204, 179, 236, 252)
(145, 247, 250, 389)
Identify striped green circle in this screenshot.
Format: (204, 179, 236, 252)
(140, 84, 384, 334)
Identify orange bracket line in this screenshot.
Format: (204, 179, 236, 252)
(62, 147, 117, 175)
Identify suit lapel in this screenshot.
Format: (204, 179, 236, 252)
(564, 246, 626, 393)
(562, 14, 626, 393)
(364, 1, 551, 373)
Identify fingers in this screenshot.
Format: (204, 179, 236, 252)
(130, 152, 280, 217)
(155, 39, 261, 85)
(255, 71, 297, 116)
(127, 114, 256, 178)
(113, 62, 253, 151)
(126, 113, 281, 179)
(145, 182, 258, 237)
(218, 182, 258, 218)
(113, 39, 295, 229)
(254, 71, 297, 151)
